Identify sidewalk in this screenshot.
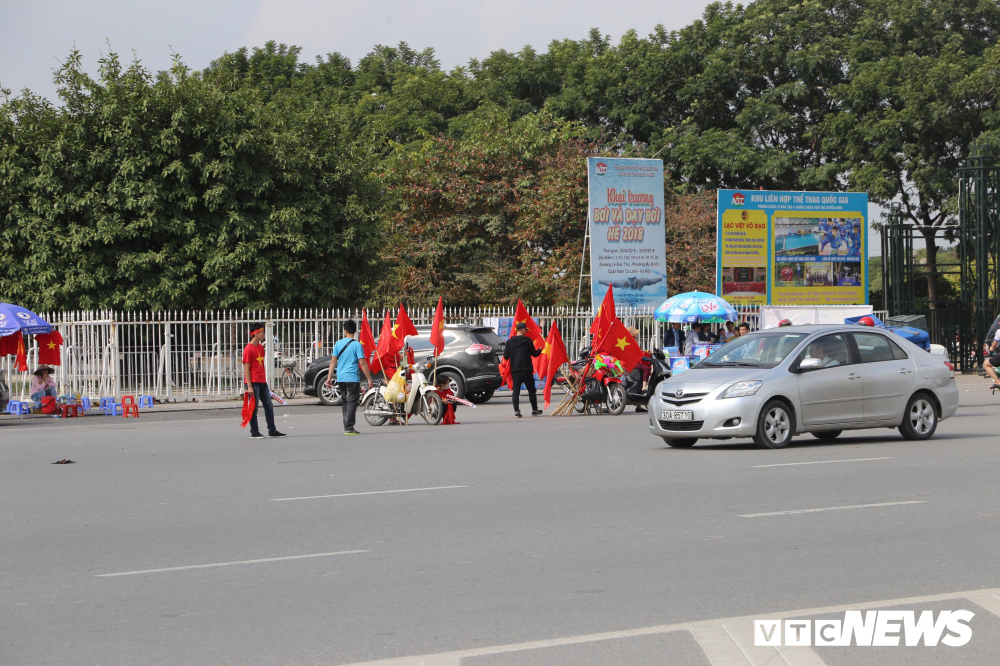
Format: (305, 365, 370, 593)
(1, 395, 325, 421)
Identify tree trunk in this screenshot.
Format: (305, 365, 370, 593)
(921, 227, 939, 310)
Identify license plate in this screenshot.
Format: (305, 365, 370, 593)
(661, 410, 694, 421)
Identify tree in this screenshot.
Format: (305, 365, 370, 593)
(378, 109, 595, 306)
(824, 0, 1000, 307)
(0, 50, 381, 310)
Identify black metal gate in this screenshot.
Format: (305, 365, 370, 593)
(882, 140, 1000, 372)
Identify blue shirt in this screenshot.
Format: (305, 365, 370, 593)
(333, 337, 365, 383)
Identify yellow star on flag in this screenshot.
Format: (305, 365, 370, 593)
(256, 355, 265, 366)
(392, 323, 401, 338)
(47, 341, 56, 349)
(615, 336, 630, 351)
(542, 341, 552, 356)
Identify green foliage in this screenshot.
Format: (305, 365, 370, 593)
(379, 109, 593, 307)
(0, 50, 380, 310)
(3, 0, 999, 309)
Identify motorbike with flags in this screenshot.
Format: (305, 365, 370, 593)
(361, 353, 444, 426)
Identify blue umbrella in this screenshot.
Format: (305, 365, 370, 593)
(0, 303, 52, 337)
(654, 292, 739, 324)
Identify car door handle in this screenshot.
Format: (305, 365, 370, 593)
(898, 368, 911, 374)
(848, 373, 860, 380)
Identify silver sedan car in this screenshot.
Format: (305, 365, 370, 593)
(649, 325, 958, 449)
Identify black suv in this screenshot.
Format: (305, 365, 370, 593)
(303, 325, 505, 406)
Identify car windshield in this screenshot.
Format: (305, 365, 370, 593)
(695, 332, 807, 369)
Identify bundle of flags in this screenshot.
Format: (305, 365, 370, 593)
(588, 287, 643, 372)
(364, 304, 420, 376)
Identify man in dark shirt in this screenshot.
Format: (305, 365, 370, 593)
(503, 322, 542, 417)
(663, 322, 685, 351)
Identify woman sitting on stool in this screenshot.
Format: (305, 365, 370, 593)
(30, 366, 57, 404)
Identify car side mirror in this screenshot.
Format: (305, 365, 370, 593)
(798, 357, 822, 372)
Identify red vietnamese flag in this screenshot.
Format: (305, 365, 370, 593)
(590, 287, 616, 349)
(542, 321, 570, 408)
(429, 296, 446, 356)
(359, 311, 381, 374)
(387, 304, 419, 360)
(15, 333, 27, 372)
(594, 318, 643, 372)
(512, 300, 546, 374)
(35, 331, 64, 366)
(374, 311, 394, 374)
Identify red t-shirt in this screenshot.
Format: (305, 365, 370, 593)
(242, 342, 268, 383)
(35, 331, 64, 365)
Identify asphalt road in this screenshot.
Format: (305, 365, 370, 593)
(3, 375, 1000, 665)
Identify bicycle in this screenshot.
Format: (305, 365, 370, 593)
(278, 356, 304, 399)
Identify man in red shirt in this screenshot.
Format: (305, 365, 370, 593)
(242, 323, 286, 440)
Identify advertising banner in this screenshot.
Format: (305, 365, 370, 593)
(716, 190, 869, 306)
(587, 158, 668, 309)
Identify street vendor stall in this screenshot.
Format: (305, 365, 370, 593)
(0, 303, 60, 412)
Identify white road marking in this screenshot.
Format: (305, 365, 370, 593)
(723, 620, 827, 666)
(690, 625, 752, 665)
(272, 486, 468, 501)
(96, 549, 369, 577)
(966, 591, 1000, 619)
(334, 586, 1000, 666)
(739, 500, 926, 518)
(752, 457, 891, 468)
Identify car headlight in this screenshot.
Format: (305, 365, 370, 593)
(721, 380, 763, 398)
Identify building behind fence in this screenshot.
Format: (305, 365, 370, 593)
(0, 306, 886, 402)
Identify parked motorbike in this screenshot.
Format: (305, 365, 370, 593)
(564, 348, 627, 416)
(362, 357, 444, 426)
(620, 350, 672, 412)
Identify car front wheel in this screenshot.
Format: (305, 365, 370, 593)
(316, 373, 342, 406)
(663, 437, 697, 448)
(899, 393, 937, 440)
(753, 400, 795, 449)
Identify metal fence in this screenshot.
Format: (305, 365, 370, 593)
(0, 305, 885, 402)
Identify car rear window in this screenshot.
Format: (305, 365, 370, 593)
(407, 333, 459, 350)
(469, 328, 504, 348)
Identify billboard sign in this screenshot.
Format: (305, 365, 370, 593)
(716, 189, 869, 306)
(587, 158, 668, 309)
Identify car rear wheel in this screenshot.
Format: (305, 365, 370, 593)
(663, 437, 697, 448)
(753, 400, 794, 449)
(899, 393, 937, 440)
(316, 373, 342, 406)
(812, 430, 842, 441)
(467, 389, 494, 404)
(436, 370, 465, 399)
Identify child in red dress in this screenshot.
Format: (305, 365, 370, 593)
(434, 375, 459, 425)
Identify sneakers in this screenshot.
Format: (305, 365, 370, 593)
(344, 429, 361, 435)
(269, 431, 287, 437)
(531, 409, 543, 416)
(250, 432, 265, 439)
(514, 411, 522, 418)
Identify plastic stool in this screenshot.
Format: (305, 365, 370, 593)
(59, 404, 83, 418)
(9, 401, 30, 415)
(122, 403, 139, 418)
(81, 396, 91, 411)
(138, 395, 154, 409)
(99, 397, 115, 413)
